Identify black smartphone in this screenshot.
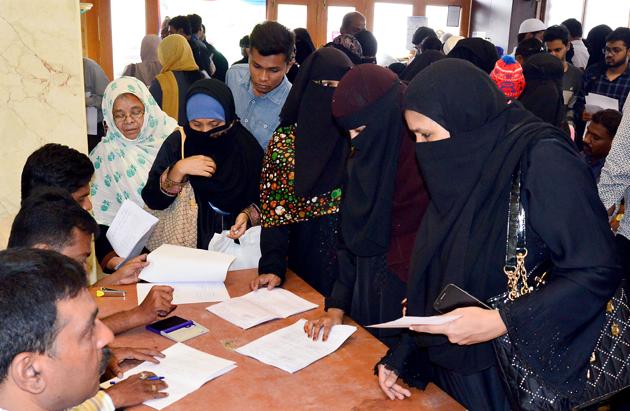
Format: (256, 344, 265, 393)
(433, 283, 491, 314)
(146, 316, 193, 335)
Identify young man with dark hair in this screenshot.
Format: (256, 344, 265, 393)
(8, 189, 176, 336)
(168, 15, 212, 76)
(580, 27, 630, 122)
(226, 21, 294, 148)
(340, 11, 366, 36)
(561, 18, 589, 69)
(582, 109, 623, 181)
(544, 25, 584, 131)
(0, 248, 114, 410)
(514, 38, 544, 65)
(196, 20, 229, 82)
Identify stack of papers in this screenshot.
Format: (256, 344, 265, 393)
(103, 343, 236, 410)
(106, 200, 158, 268)
(585, 93, 619, 113)
(367, 315, 461, 328)
(206, 288, 317, 329)
(235, 319, 356, 373)
(138, 244, 235, 305)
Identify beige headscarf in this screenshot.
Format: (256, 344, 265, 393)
(122, 35, 162, 86)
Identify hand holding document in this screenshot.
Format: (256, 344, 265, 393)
(106, 200, 158, 267)
(367, 315, 461, 329)
(102, 343, 236, 410)
(585, 93, 619, 113)
(235, 319, 356, 373)
(206, 288, 318, 329)
(138, 244, 235, 304)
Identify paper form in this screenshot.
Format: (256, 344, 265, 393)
(235, 319, 356, 373)
(106, 200, 158, 263)
(367, 315, 461, 328)
(206, 288, 318, 329)
(585, 93, 619, 113)
(137, 282, 230, 305)
(101, 343, 236, 410)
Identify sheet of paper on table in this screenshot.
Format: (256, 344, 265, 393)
(106, 200, 158, 267)
(585, 93, 619, 113)
(235, 319, 356, 373)
(206, 288, 318, 329)
(137, 282, 230, 305)
(140, 244, 234, 283)
(368, 315, 461, 328)
(101, 343, 236, 410)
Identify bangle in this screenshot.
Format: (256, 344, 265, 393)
(160, 170, 183, 196)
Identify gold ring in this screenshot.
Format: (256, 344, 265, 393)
(151, 384, 157, 392)
(139, 372, 148, 380)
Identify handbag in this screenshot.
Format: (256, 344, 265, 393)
(488, 161, 630, 410)
(145, 127, 198, 251)
(207, 226, 262, 271)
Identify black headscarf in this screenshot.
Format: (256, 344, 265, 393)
(354, 30, 378, 63)
(412, 27, 437, 46)
(586, 24, 613, 67)
(280, 48, 353, 197)
(294, 28, 316, 66)
(183, 79, 263, 214)
(404, 59, 564, 370)
(332, 65, 403, 256)
(447, 37, 499, 74)
(400, 50, 445, 83)
(519, 53, 565, 127)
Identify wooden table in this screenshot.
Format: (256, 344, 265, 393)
(95, 269, 463, 411)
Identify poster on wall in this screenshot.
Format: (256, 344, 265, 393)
(407, 16, 429, 50)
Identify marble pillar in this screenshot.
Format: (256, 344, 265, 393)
(0, 0, 87, 246)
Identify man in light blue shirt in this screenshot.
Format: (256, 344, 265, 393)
(226, 21, 294, 149)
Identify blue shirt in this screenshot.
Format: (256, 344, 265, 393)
(226, 64, 291, 148)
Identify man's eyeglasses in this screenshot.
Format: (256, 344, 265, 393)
(603, 47, 627, 56)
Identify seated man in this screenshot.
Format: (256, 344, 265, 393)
(582, 109, 623, 181)
(21, 143, 144, 282)
(0, 248, 113, 410)
(226, 21, 294, 148)
(8, 188, 175, 335)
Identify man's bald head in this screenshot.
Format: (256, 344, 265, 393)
(340, 12, 366, 35)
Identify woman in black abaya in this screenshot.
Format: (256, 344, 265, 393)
(376, 59, 620, 410)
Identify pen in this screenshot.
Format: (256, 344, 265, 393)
(96, 287, 126, 298)
(146, 376, 165, 381)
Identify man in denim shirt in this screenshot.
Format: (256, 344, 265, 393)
(226, 21, 294, 149)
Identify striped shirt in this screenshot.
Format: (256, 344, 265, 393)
(69, 391, 115, 411)
(598, 93, 630, 239)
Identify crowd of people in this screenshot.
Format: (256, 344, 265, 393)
(3, 9, 630, 411)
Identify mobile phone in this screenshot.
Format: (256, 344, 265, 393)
(146, 316, 193, 335)
(433, 283, 490, 314)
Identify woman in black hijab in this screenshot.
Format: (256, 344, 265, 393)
(519, 52, 565, 128)
(586, 24, 613, 68)
(354, 30, 378, 63)
(251, 48, 353, 296)
(400, 50, 445, 83)
(447, 37, 499, 74)
(376, 60, 620, 410)
(304, 64, 429, 346)
(142, 79, 263, 249)
(287, 28, 316, 83)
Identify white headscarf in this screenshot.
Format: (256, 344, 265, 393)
(90, 76, 178, 225)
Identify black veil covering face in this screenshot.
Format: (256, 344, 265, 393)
(279, 47, 353, 197)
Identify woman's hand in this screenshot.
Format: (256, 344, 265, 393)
(249, 274, 282, 291)
(377, 364, 411, 400)
(409, 307, 507, 345)
(227, 212, 248, 239)
(171, 155, 216, 180)
(303, 308, 344, 341)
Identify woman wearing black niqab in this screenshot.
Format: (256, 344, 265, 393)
(519, 52, 565, 127)
(287, 28, 316, 83)
(376, 59, 620, 410)
(399, 50, 445, 83)
(253, 48, 353, 296)
(447, 37, 499, 74)
(586, 24, 613, 67)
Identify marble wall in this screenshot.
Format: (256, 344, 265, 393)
(0, 0, 87, 245)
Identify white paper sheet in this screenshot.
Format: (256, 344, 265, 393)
(367, 315, 461, 329)
(206, 288, 318, 329)
(236, 319, 356, 373)
(102, 343, 236, 410)
(107, 200, 159, 261)
(139, 244, 234, 283)
(585, 93, 619, 113)
(208, 226, 261, 271)
(86, 106, 98, 135)
(137, 282, 230, 305)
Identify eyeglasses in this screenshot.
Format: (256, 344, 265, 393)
(113, 110, 144, 122)
(603, 47, 627, 55)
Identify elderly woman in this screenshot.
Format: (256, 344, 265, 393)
(142, 79, 263, 249)
(149, 33, 205, 124)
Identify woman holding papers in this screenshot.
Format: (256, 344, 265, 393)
(142, 79, 263, 249)
(90, 76, 178, 226)
(375, 60, 620, 410)
(304, 64, 428, 346)
(252, 48, 353, 296)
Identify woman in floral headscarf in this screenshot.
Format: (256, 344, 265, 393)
(90, 76, 178, 226)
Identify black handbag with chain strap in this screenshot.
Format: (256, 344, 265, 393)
(487, 162, 630, 410)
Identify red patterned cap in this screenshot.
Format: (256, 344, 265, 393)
(490, 55, 526, 100)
